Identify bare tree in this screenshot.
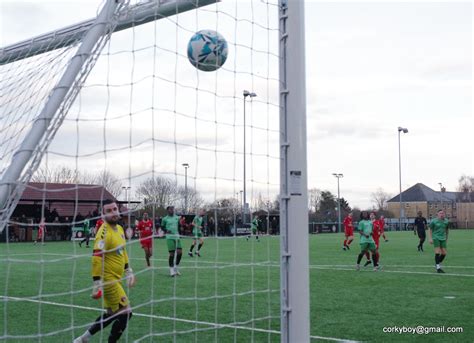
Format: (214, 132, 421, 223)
(32, 165, 123, 198)
(176, 186, 203, 213)
(31, 165, 79, 184)
(308, 188, 321, 213)
(371, 187, 392, 211)
(135, 176, 179, 210)
(457, 175, 474, 193)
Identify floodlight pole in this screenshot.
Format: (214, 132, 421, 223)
(0, 0, 121, 216)
(243, 90, 256, 224)
(279, 0, 310, 342)
(333, 173, 343, 233)
(398, 127, 408, 230)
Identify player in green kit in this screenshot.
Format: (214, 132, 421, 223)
(79, 215, 91, 248)
(160, 206, 182, 277)
(188, 209, 206, 257)
(428, 209, 449, 273)
(356, 211, 380, 271)
(247, 216, 260, 241)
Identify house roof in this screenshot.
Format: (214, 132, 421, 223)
(17, 182, 119, 218)
(388, 183, 466, 203)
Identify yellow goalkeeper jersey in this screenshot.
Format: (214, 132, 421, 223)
(92, 222, 129, 281)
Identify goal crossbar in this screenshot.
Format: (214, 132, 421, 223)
(0, 0, 218, 65)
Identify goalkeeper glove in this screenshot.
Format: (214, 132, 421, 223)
(125, 268, 136, 288)
(91, 280, 103, 299)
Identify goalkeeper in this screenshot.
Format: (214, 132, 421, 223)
(74, 200, 136, 343)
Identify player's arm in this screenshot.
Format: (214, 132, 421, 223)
(123, 248, 136, 287)
(91, 227, 106, 299)
(427, 222, 433, 244)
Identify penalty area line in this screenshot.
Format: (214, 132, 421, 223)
(0, 296, 359, 342)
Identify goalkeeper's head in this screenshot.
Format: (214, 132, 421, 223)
(102, 199, 120, 225)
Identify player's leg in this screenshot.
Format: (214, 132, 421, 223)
(343, 234, 348, 250)
(85, 233, 90, 247)
(175, 240, 183, 275)
(433, 241, 444, 273)
(383, 232, 388, 242)
(167, 239, 176, 276)
(438, 241, 447, 271)
(196, 237, 204, 256)
(356, 244, 368, 270)
(346, 234, 353, 248)
(189, 238, 196, 257)
(419, 232, 426, 252)
(364, 250, 371, 267)
(144, 245, 151, 267)
(371, 245, 380, 270)
(75, 284, 132, 343)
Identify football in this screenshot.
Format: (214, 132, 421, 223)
(187, 29, 228, 72)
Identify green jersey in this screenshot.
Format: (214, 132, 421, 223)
(161, 215, 180, 239)
(83, 219, 90, 235)
(358, 220, 374, 244)
(192, 215, 203, 233)
(429, 218, 449, 240)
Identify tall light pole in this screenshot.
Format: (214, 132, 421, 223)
(332, 173, 343, 233)
(243, 90, 257, 224)
(182, 163, 189, 214)
(398, 127, 408, 230)
(121, 186, 131, 203)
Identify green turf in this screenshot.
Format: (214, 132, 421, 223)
(0, 231, 473, 342)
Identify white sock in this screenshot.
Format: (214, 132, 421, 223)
(436, 264, 440, 269)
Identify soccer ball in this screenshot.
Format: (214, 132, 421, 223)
(187, 30, 228, 72)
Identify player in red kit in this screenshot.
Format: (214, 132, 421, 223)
(342, 213, 354, 250)
(34, 217, 46, 245)
(94, 217, 104, 235)
(137, 212, 154, 267)
(379, 215, 388, 242)
(364, 212, 382, 267)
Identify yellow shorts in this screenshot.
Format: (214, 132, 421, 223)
(103, 280, 128, 312)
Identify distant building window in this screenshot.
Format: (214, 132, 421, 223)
(429, 203, 433, 209)
(452, 203, 456, 209)
(434, 204, 438, 209)
(405, 203, 410, 208)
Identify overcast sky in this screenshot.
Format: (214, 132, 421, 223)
(0, 0, 472, 209)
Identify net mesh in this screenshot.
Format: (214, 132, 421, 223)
(0, 0, 282, 341)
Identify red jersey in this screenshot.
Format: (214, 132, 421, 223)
(372, 220, 382, 241)
(379, 218, 385, 232)
(137, 219, 153, 238)
(343, 216, 353, 230)
(38, 223, 45, 237)
(95, 218, 104, 234)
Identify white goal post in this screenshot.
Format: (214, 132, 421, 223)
(0, 0, 309, 341)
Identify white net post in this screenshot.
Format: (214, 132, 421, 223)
(279, 0, 310, 342)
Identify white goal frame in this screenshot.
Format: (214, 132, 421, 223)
(0, 0, 310, 341)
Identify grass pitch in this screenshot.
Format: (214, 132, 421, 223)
(0, 230, 473, 342)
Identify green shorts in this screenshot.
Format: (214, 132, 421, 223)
(360, 242, 376, 252)
(193, 229, 203, 239)
(252, 228, 257, 235)
(433, 239, 447, 249)
(166, 238, 182, 251)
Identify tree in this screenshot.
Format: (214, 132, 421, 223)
(135, 176, 178, 210)
(457, 175, 473, 202)
(32, 165, 79, 184)
(308, 188, 321, 213)
(371, 188, 392, 211)
(175, 186, 203, 213)
(319, 191, 337, 221)
(31, 165, 122, 198)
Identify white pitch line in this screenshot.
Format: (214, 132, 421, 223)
(310, 266, 474, 277)
(0, 296, 358, 343)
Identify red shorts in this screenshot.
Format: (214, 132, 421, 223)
(344, 228, 354, 237)
(140, 237, 152, 249)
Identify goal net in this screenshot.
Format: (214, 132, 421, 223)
(0, 0, 308, 341)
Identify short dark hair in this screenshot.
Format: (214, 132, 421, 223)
(101, 199, 116, 213)
(166, 206, 174, 211)
(437, 209, 444, 213)
(360, 211, 369, 220)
